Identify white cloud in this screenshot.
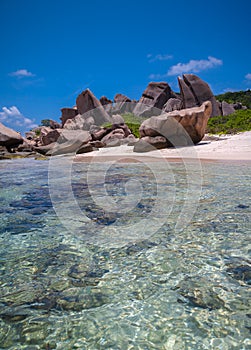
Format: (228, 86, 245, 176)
(149, 56, 223, 80)
(245, 73, 251, 80)
(167, 56, 223, 76)
(0, 106, 37, 134)
(9, 69, 35, 78)
(147, 53, 173, 63)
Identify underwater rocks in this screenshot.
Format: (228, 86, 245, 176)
(174, 277, 226, 310)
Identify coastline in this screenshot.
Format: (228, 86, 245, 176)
(74, 131, 251, 163)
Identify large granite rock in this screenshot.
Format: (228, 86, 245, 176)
(133, 82, 177, 117)
(100, 96, 112, 106)
(0, 122, 23, 149)
(179, 74, 221, 117)
(100, 96, 113, 114)
(49, 119, 62, 129)
(63, 114, 95, 131)
(111, 114, 125, 126)
(163, 98, 182, 112)
(113, 94, 133, 114)
(221, 101, 235, 116)
(41, 129, 62, 146)
(57, 130, 92, 145)
(135, 101, 212, 152)
(35, 130, 92, 156)
(134, 136, 168, 153)
(60, 107, 78, 126)
(76, 89, 112, 126)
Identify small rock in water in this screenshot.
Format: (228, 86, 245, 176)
(236, 204, 250, 209)
(174, 277, 225, 310)
(226, 265, 251, 285)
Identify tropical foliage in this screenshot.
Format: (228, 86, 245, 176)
(206, 109, 251, 134)
(215, 90, 251, 109)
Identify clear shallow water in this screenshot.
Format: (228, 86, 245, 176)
(0, 158, 250, 349)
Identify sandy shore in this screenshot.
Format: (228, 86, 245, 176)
(75, 131, 251, 163)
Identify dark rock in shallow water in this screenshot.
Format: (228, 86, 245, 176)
(126, 240, 158, 255)
(174, 277, 225, 310)
(68, 263, 109, 287)
(0, 308, 30, 323)
(56, 289, 110, 311)
(226, 265, 251, 285)
(236, 204, 250, 209)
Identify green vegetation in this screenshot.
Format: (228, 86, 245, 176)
(122, 113, 144, 138)
(35, 129, 41, 136)
(40, 119, 51, 127)
(121, 113, 146, 124)
(102, 113, 143, 138)
(206, 109, 251, 134)
(215, 90, 251, 109)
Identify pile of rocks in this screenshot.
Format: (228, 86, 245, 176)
(35, 115, 137, 156)
(0, 74, 247, 158)
(134, 101, 212, 152)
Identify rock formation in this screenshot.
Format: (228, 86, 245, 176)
(220, 101, 236, 116)
(34, 115, 137, 156)
(178, 74, 221, 117)
(60, 108, 78, 126)
(134, 101, 212, 152)
(163, 98, 182, 113)
(133, 82, 177, 117)
(113, 94, 134, 114)
(76, 89, 111, 125)
(0, 122, 23, 151)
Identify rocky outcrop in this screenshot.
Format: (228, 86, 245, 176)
(220, 101, 235, 116)
(35, 115, 137, 156)
(113, 94, 134, 114)
(134, 136, 168, 153)
(35, 130, 92, 156)
(133, 82, 177, 117)
(25, 131, 36, 140)
(60, 107, 78, 126)
(99, 96, 113, 114)
(163, 98, 182, 113)
(76, 89, 111, 125)
(111, 114, 125, 126)
(0, 122, 23, 150)
(100, 96, 112, 106)
(179, 74, 221, 117)
(41, 129, 62, 146)
(134, 101, 212, 152)
(63, 114, 95, 131)
(49, 120, 61, 129)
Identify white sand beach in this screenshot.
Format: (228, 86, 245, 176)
(75, 131, 251, 163)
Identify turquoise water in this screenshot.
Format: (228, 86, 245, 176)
(0, 158, 250, 349)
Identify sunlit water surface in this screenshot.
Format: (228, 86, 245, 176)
(0, 158, 250, 349)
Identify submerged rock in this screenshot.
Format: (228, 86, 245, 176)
(226, 265, 251, 285)
(175, 277, 226, 310)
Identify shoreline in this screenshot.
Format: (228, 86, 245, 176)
(74, 131, 251, 164)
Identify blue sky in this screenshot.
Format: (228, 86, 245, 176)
(0, 0, 251, 134)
